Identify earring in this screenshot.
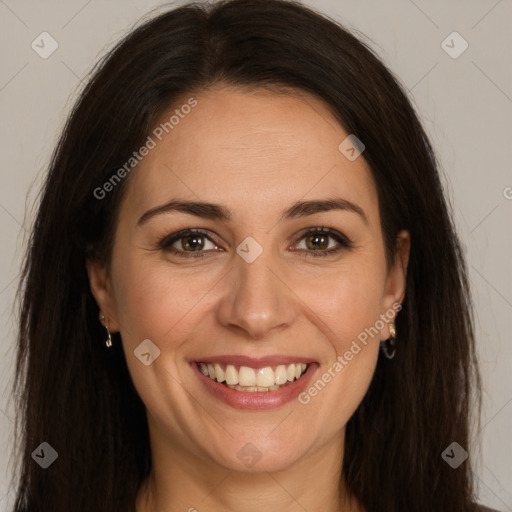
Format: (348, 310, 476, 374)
(380, 322, 396, 359)
(101, 314, 112, 348)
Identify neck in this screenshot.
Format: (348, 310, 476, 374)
(136, 421, 364, 512)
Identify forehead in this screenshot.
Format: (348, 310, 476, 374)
(122, 87, 378, 224)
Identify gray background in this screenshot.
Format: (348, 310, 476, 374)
(0, 0, 511, 510)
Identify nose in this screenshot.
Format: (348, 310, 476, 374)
(216, 243, 298, 340)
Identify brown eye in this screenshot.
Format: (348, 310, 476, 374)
(294, 227, 352, 257)
(159, 229, 219, 258)
(303, 232, 331, 251)
(179, 233, 207, 252)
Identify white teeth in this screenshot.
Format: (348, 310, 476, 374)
(226, 384, 281, 392)
(275, 365, 288, 385)
(238, 366, 256, 386)
(286, 364, 295, 382)
(225, 364, 239, 385)
(214, 363, 225, 383)
(199, 362, 309, 391)
(256, 367, 275, 387)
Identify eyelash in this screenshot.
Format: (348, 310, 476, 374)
(157, 227, 353, 259)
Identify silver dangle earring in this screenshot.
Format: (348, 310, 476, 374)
(101, 314, 113, 348)
(380, 322, 397, 359)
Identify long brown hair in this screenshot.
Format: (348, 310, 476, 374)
(11, 1, 482, 510)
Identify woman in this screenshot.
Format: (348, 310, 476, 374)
(11, 0, 496, 510)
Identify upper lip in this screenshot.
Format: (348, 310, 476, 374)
(191, 355, 317, 367)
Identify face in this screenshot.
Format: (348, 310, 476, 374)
(88, 86, 409, 474)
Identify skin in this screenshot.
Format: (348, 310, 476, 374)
(87, 86, 410, 512)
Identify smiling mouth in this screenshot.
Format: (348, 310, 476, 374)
(197, 362, 309, 392)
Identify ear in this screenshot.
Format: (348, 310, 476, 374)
(86, 258, 120, 332)
(380, 230, 410, 339)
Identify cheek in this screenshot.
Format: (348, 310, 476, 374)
(296, 261, 384, 406)
(112, 251, 207, 345)
(304, 261, 387, 348)
(111, 256, 204, 420)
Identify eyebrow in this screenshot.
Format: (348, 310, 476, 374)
(137, 196, 369, 226)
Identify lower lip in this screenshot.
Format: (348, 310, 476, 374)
(191, 362, 318, 410)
